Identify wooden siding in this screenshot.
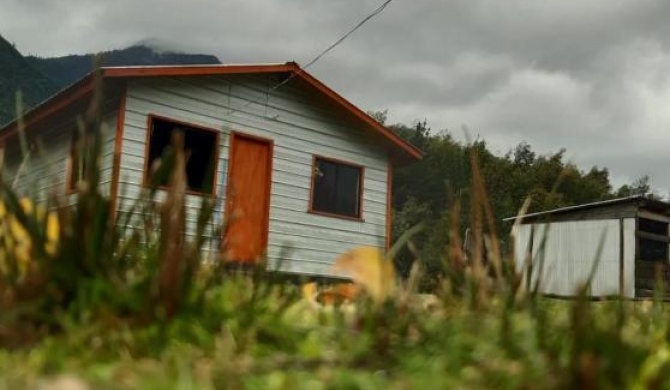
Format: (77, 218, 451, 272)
(513, 219, 635, 298)
(119, 74, 390, 276)
(100, 113, 118, 195)
(2, 105, 117, 202)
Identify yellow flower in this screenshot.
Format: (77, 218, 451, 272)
(0, 198, 61, 280)
(14, 240, 31, 273)
(7, 215, 30, 272)
(36, 204, 47, 222)
(19, 198, 33, 215)
(45, 212, 59, 256)
(8, 215, 29, 245)
(301, 282, 318, 300)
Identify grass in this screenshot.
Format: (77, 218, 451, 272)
(3, 81, 670, 389)
(2, 291, 670, 389)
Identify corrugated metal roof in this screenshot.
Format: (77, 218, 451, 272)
(503, 195, 670, 222)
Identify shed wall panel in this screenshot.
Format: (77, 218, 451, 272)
(623, 218, 636, 298)
(512, 224, 533, 275)
(514, 220, 624, 297)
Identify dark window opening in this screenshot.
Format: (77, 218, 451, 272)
(638, 217, 669, 262)
(639, 218, 668, 236)
(310, 157, 362, 218)
(639, 238, 668, 262)
(146, 117, 218, 194)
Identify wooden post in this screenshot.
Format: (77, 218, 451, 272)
(526, 224, 534, 292)
(619, 218, 626, 297)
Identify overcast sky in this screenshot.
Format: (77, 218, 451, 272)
(3, 0, 670, 193)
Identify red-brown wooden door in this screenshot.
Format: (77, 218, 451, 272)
(224, 132, 273, 262)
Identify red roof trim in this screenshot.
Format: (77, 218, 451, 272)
(291, 67, 423, 161)
(102, 64, 296, 78)
(0, 76, 95, 142)
(0, 63, 422, 162)
(102, 63, 422, 161)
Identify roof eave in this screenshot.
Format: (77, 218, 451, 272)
(0, 62, 424, 163)
(290, 65, 423, 163)
(0, 74, 97, 142)
(502, 195, 670, 223)
(101, 63, 296, 78)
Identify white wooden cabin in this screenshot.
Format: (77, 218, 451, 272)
(509, 196, 670, 298)
(0, 63, 422, 277)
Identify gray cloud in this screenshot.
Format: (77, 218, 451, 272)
(3, 0, 670, 193)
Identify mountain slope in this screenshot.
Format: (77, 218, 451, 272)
(0, 38, 221, 125)
(0, 35, 59, 125)
(26, 45, 221, 89)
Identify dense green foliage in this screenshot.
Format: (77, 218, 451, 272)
(4, 283, 670, 389)
(0, 100, 227, 348)
(1, 117, 669, 389)
(387, 119, 651, 281)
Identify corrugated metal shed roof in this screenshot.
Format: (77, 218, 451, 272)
(503, 195, 670, 222)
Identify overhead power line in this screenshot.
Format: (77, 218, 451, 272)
(302, 0, 396, 71)
(272, 0, 397, 90)
(225, 0, 396, 114)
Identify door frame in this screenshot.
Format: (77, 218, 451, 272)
(224, 131, 275, 259)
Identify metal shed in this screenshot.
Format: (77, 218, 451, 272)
(508, 196, 670, 298)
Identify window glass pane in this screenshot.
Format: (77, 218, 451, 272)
(311, 157, 361, 218)
(335, 164, 360, 216)
(313, 160, 337, 213)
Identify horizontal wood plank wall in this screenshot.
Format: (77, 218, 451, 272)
(121, 74, 389, 275)
(100, 109, 118, 196)
(2, 101, 117, 204)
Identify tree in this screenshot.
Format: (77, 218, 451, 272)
(387, 118, 635, 287)
(511, 141, 535, 167)
(367, 109, 388, 125)
(616, 175, 651, 198)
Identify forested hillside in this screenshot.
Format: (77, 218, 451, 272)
(26, 45, 220, 89)
(0, 34, 58, 125)
(0, 34, 220, 125)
